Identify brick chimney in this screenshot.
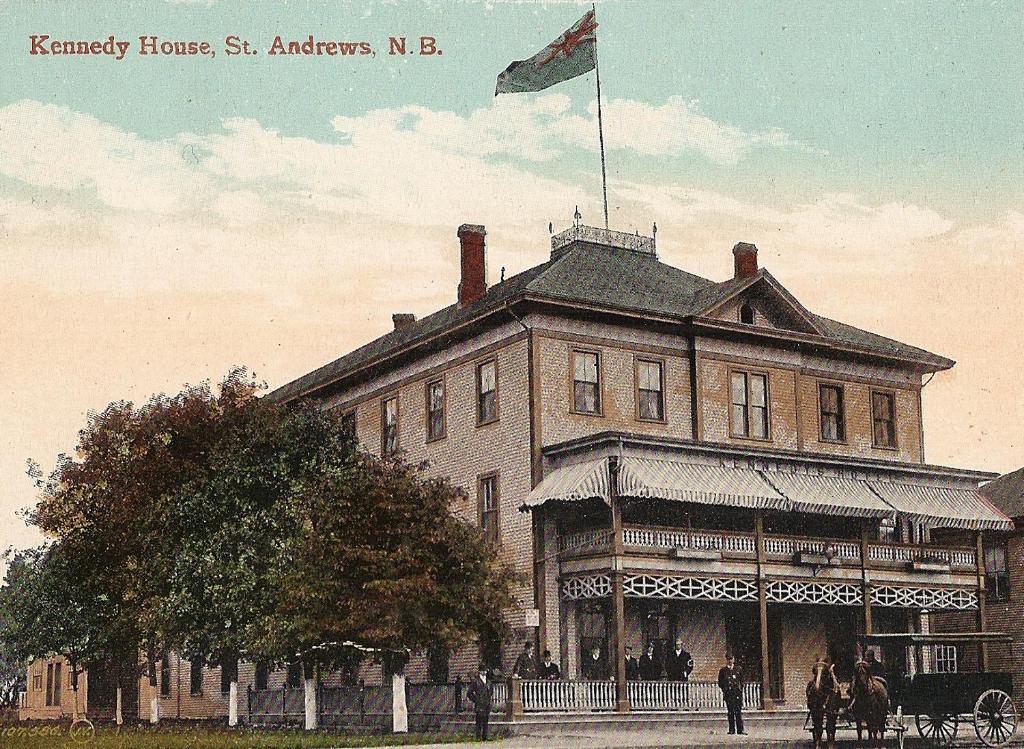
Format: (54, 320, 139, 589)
(392, 313, 416, 330)
(457, 224, 487, 307)
(732, 242, 759, 280)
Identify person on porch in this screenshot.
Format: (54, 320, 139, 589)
(467, 662, 493, 741)
(538, 649, 561, 679)
(639, 642, 661, 680)
(718, 653, 745, 735)
(512, 640, 536, 679)
(625, 646, 640, 681)
(582, 645, 607, 680)
(665, 637, 694, 682)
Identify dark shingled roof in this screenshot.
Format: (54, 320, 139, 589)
(270, 239, 952, 402)
(982, 467, 1024, 520)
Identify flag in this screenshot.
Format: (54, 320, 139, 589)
(495, 10, 598, 95)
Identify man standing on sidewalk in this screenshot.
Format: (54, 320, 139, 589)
(467, 663, 493, 741)
(718, 653, 745, 735)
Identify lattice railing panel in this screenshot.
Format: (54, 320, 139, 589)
(623, 575, 758, 602)
(561, 575, 611, 600)
(871, 585, 977, 610)
(765, 580, 863, 606)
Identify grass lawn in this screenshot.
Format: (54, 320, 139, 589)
(0, 725, 486, 748)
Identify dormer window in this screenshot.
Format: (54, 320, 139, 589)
(739, 303, 755, 325)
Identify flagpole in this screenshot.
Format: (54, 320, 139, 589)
(592, 4, 610, 230)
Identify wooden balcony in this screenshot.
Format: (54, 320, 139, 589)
(559, 525, 978, 573)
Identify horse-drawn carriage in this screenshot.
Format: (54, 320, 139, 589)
(808, 632, 1016, 748)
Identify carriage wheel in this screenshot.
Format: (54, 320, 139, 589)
(915, 712, 958, 745)
(974, 689, 1017, 747)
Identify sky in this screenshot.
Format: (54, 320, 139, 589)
(1, 0, 1023, 554)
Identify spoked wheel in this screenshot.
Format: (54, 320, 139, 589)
(974, 689, 1017, 747)
(916, 712, 959, 745)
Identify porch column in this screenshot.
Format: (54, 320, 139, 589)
(860, 521, 873, 635)
(608, 456, 630, 713)
(754, 511, 770, 708)
(975, 531, 988, 670)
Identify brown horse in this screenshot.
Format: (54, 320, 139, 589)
(850, 660, 889, 747)
(806, 660, 839, 749)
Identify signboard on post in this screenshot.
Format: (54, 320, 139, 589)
(525, 608, 540, 628)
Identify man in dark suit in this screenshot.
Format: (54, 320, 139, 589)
(718, 653, 745, 735)
(582, 645, 607, 680)
(625, 646, 641, 681)
(512, 640, 537, 679)
(665, 637, 694, 681)
(538, 649, 561, 680)
(639, 642, 661, 680)
(466, 663, 493, 740)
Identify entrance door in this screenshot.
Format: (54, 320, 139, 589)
(579, 601, 608, 677)
(724, 603, 762, 684)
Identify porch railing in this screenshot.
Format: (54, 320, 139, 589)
(521, 679, 616, 711)
(868, 542, 976, 569)
(623, 527, 756, 554)
(519, 679, 761, 712)
(561, 527, 977, 572)
(763, 535, 861, 562)
(558, 528, 613, 553)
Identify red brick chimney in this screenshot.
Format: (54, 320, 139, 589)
(457, 224, 487, 307)
(732, 242, 759, 280)
(392, 313, 416, 330)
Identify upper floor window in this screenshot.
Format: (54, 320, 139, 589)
(572, 351, 601, 415)
(819, 384, 846, 442)
(479, 474, 499, 546)
(381, 396, 399, 456)
(739, 303, 755, 325)
(877, 516, 898, 544)
(189, 656, 204, 696)
(985, 542, 1009, 602)
(934, 644, 957, 674)
(636, 359, 665, 421)
(340, 410, 356, 442)
(477, 360, 498, 424)
(871, 391, 897, 448)
(730, 371, 769, 440)
(426, 379, 446, 441)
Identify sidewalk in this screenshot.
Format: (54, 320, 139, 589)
(374, 719, 1024, 748)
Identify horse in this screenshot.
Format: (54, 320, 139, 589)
(850, 659, 889, 747)
(806, 659, 840, 749)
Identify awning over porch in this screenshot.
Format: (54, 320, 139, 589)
(522, 457, 610, 508)
(525, 454, 1011, 530)
(618, 457, 787, 511)
(867, 481, 1013, 531)
(763, 471, 894, 517)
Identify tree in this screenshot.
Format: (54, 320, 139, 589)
(258, 449, 519, 676)
(0, 604, 26, 712)
(0, 544, 122, 720)
(27, 368, 261, 718)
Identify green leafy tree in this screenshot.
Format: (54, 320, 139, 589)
(0, 544, 121, 718)
(260, 449, 519, 676)
(27, 369, 261, 693)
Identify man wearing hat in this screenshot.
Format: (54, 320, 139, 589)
(538, 649, 561, 680)
(718, 653, 745, 735)
(466, 663, 493, 740)
(512, 639, 537, 679)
